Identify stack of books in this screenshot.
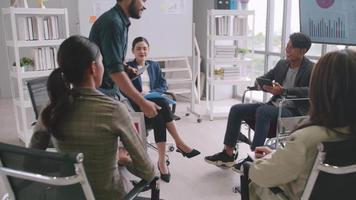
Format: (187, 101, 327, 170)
(215, 45, 236, 58)
(222, 66, 240, 79)
(215, 16, 232, 36)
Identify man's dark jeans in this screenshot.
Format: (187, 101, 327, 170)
(223, 103, 294, 150)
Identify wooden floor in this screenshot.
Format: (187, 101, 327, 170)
(0, 97, 249, 200)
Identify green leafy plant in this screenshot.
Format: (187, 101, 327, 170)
(13, 57, 34, 67)
(237, 48, 250, 55)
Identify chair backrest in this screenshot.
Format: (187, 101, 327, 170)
(26, 77, 49, 119)
(0, 142, 95, 200)
(301, 138, 356, 200)
(129, 112, 148, 151)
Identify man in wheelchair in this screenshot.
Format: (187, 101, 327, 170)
(205, 32, 314, 168)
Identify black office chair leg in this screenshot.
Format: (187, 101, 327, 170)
(150, 177, 160, 200)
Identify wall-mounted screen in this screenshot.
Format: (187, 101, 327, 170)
(299, 0, 356, 45)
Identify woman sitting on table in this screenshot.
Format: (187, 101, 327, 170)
(29, 35, 155, 200)
(126, 36, 200, 183)
(247, 49, 356, 199)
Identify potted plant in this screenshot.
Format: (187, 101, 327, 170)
(236, 48, 250, 59)
(13, 57, 34, 72)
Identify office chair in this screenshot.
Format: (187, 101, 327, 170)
(239, 138, 356, 200)
(0, 142, 160, 200)
(26, 77, 49, 120)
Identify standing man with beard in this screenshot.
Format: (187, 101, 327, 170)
(90, 0, 159, 118)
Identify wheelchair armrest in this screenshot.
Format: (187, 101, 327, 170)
(246, 86, 258, 91)
(242, 86, 260, 103)
(242, 161, 252, 176)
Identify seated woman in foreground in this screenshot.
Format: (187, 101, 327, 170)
(126, 36, 200, 183)
(29, 35, 155, 200)
(248, 49, 356, 199)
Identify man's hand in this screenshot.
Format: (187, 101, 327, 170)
(124, 64, 139, 79)
(263, 81, 284, 96)
(140, 99, 161, 118)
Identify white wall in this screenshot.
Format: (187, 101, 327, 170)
(0, 0, 79, 97)
(0, 1, 11, 97)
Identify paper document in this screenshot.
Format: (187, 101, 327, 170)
(144, 92, 176, 105)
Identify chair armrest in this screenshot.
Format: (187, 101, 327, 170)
(163, 91, 181, 121)
(269, 187, 289, 200)
(163, 91, 177, 112)
(241, 161, 289, 200)
(240, 161, 253, 200)
(124, 176, 159, 200)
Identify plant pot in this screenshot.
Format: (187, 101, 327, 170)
(21, 65, 34, 72)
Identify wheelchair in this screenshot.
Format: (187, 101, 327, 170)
(240, 86, 309, 149)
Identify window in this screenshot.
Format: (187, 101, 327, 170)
(249, 0, 267, 51)
(271, 0, 284, 53)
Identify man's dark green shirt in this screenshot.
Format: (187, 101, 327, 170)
(89, 5, 130, 89)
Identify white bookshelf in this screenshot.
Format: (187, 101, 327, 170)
(206, 9, 255, 120)
(1, 7, 69, 145)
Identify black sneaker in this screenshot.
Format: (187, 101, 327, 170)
(232, 156, 254, 174)
(204, 150, 236, 168)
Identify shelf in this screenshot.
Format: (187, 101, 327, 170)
(6, 39, 64, 47)
(162, 68, 190, 73)
(207, 9, 255, 121)
(3, 6, 69, 145)
(10, 70, 52, 79)
(209, 9, 254, 16)
(207, 57, 252, 64)
(2, 7, 67, 15)
(208, 35, 254, 40)
(208, 77, 251, 85)
(167, 88, 191, 94)
(165, 78, 192, 84)
(14, 98, 32, 108)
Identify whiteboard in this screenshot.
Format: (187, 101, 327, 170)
(78, 0, 193, 59)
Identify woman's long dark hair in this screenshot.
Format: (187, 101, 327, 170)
(302, 49, 356, 135)
(41, 35, 100, 138)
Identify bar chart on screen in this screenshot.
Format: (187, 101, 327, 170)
(300, 0, 356, 45)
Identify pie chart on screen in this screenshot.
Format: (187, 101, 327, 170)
(316, 0, 335, 9)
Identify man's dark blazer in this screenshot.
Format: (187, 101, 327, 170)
(257, 57, 314, 116)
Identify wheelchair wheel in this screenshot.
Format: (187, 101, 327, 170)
(232, 186, 241, 193)
(166, 160, 170, 166)
(185, 113, 190, 116)
(168, 145, 175, 152)
(197, 118, 202, 123)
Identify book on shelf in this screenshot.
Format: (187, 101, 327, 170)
(233, 16, 248, 36)
(215, 45, 236, 58)
(16, 15, 59, 41)
(16, 17, 29, 41)
(32, 47, 57, 71)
